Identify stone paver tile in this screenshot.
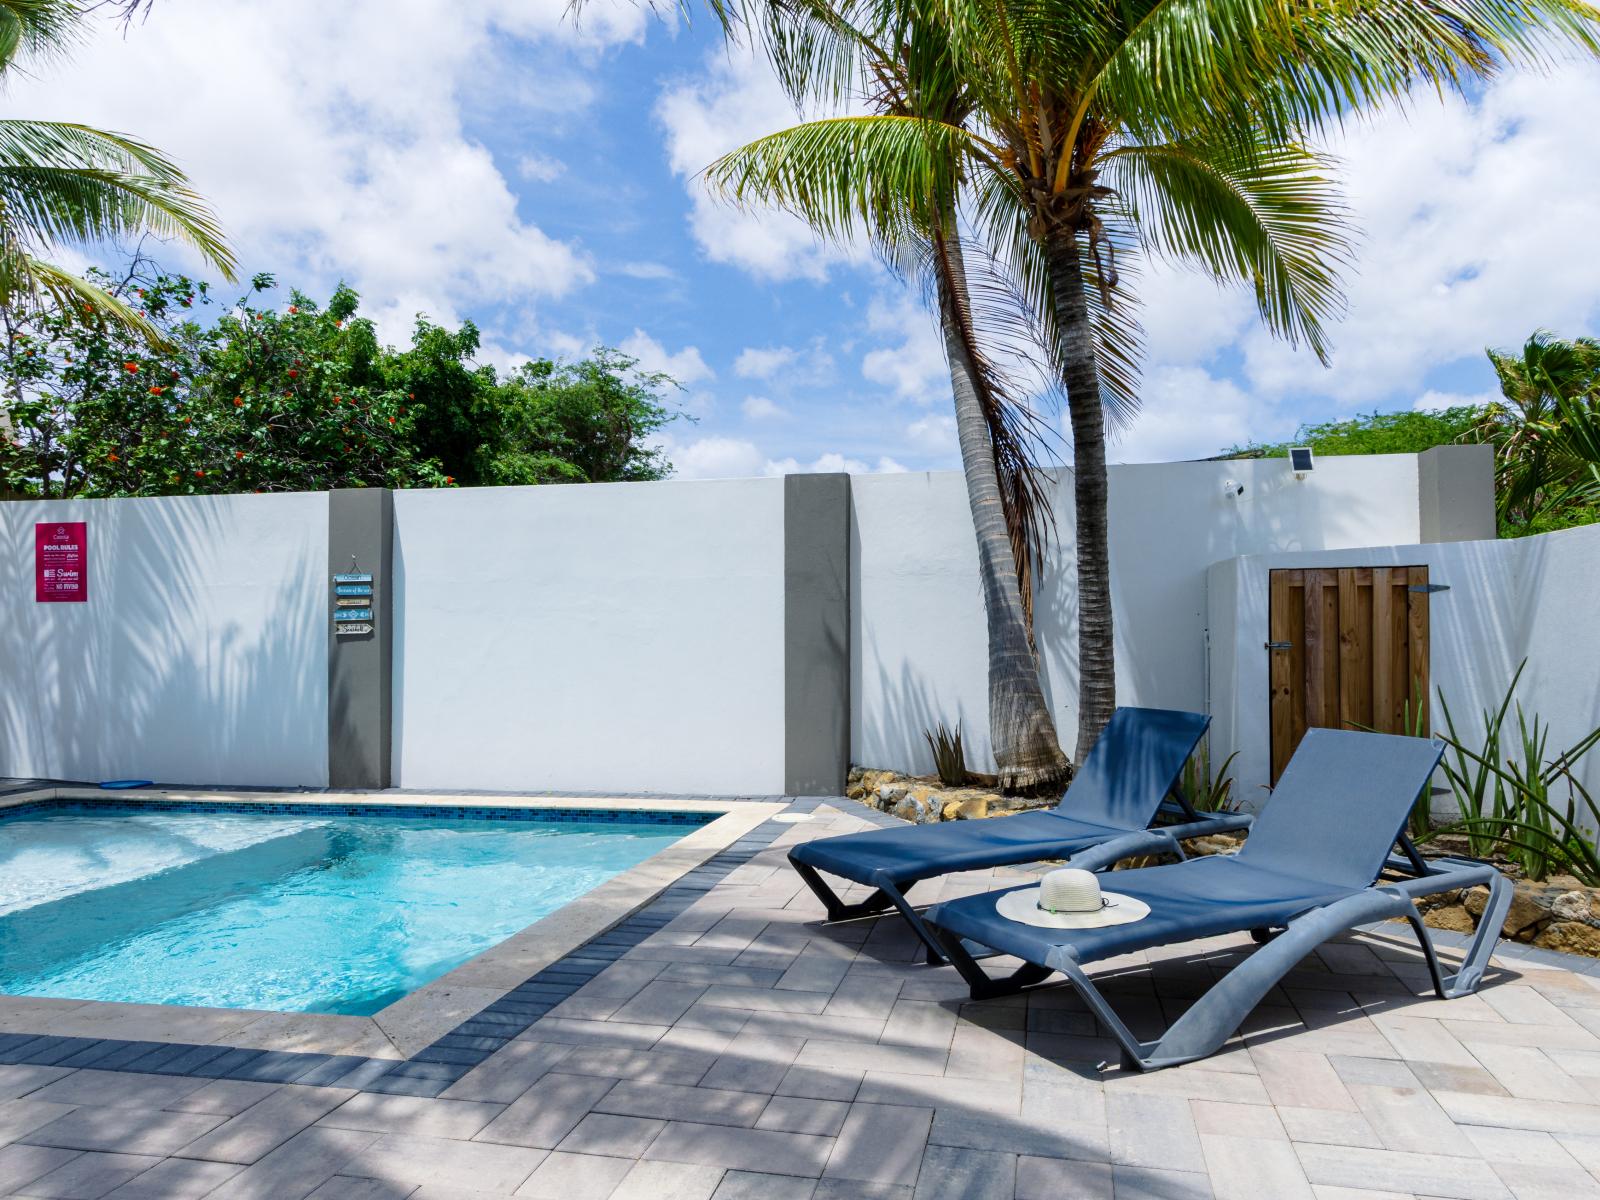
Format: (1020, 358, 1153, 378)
(596, 1080, 766, 1127)
(1432, 1089, 1600, 1136)
(181, 1085, 355, 1163)
(823, 1103, 931, 1186)
(1372, 1019, 1480, 1070)
(0, 1143, 81, 1193)
(28, 1070, 209, 1111)
(512, 1151, 632, 1199)
(1469, 1045, 1594, 1103)
(380, 1184, 501, 1199)
(925, 1104, 1097, 1162)
(471, 1073, 616, 1150)
(100, 1157, 243, 1199)
(1294, 1143, 1511, 1200)
(1347, 1084, 1477, 1157)
(1190, 1100, 1288, 1139)
(878, 1002, 958, 1054)
(824, 977, 905, 1023)
(555, 1047, 714, 1087)
(775, 949, 854, 996)
(1250, 1050, 1358, 1112)
(701, 1032, 806, 1093)
(210, 1127, 381, 1200)
(609, 1159, 725, 1200)
(1487, 1161, 1600, 1200)
(1459, 1126, 1575, 1166)
(611, 983, 711, 1027)
(944, 1023, 1024, 1081)
(1107, 1092, 1205, 1174)
(1479, 987, 1581, 1028)
(909, 1144, 1012, 1200)
(1308, 1185, 1414, 1199)
(0, 1068, 73, 1103)
(1408, 1063, 1509, 1098)
(1014, 1155, 1115, 1199)
(1443, 1018, 1600, 1054)
(440, 1042, 574, 1105)
(1116, 1069, 1270, 1105)
(319, 1094, 503, 1141)
(777, 1068, 862, 1103)
(343, 1132, 546, 1194)
(514, 1018, 669, 1049)
(1200, 1134, 1314, 1200)
(1328, 1057, 1419, 1088)
(811, 1181, 912, 1200)
(758, 1097, 850, 1137)
(21, 1107, 225, 1156)
(1111, 1164, 1215, 1198)
(164, 1079, 283, 1117)
(555, 1112, 665, 1158)
(712, 1169, 819, 1199)
(795, 1041, 946, 1078)
(647, 1120, 834, 1177)
(0, 1099, 79, 1148)
(1276, 1107, 1384, 1149)
(19, 1151, 162, 1199)
(701, 987, 833, 1015)
(858, 1072, 1019, 1116)
(304, 1178, 417, 1200)
(1551, 1132, 1600, 1173)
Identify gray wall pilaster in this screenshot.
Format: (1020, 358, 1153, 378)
(1418, 444, 1496, 543)
(327, 488, 393, 788)
(784, 473, 851, 795)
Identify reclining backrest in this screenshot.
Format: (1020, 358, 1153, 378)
(1061, 707, 1210, 829)
(1236, 728, 1444, 888)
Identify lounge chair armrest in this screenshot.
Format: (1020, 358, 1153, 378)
(1065, 828, 1184, 872)
(1160, 812, 1253, 841)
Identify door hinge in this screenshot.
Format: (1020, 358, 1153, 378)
(1408, 583, 1449, 594)
(1265, 641, 1293, 651)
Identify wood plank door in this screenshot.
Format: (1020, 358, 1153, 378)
(1268, 566, 1431, 785)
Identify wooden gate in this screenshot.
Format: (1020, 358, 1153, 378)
(1268, 566, 1431, 785)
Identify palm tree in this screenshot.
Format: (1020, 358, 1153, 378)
(0, 0, 234, 343)
(712, 0, 1074, 789)
(708, 0, 1599, 763)
(1480, 332, 1600, 532)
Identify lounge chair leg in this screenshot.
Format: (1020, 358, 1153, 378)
(933, 924, 1057, 999)
(789, 857, 898, 922)
(1407, 871, 1508, 999)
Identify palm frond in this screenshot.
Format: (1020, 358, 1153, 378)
(0, 120, 236, 279)
(0, 0, 82, 72)
(0, 248, 164, 343)
(1102, 133, 1350, 363)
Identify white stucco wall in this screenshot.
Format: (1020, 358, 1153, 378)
(0, 493, 329, 786)
(1209, 522, 1600, 804)
(391, 478, 787, 795)
(853, 454, 1425, 774)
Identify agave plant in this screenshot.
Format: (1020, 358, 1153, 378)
(924, 721, 971, 788)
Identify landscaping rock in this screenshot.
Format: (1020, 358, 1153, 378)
(942, 797, 990, 821)
(1536, 921, 1600, 956)
(1422, 904, 1477, 934)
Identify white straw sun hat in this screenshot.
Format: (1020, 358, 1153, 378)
(996, 868, 1150, 929)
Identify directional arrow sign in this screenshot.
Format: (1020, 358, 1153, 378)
(333, 573, 373, 584)
(333, 609, 373, 622)
(335, 584, 373, 596)
(335, 597, 371, 608)
(335, 623, 373, 636)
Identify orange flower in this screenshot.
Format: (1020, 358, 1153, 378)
(289, 305, 299, 314)
(444, 475, 454, 484)
(288, 369, 298, 378)
(107, 452, 119, 462)
(195, 469, 205, 477)
(123, 362, 138, 373)
(235, 451, 245, 460)
(149, 386, 163, 396)
(387, 416, 396, 425)
(234, 397, 244, 407)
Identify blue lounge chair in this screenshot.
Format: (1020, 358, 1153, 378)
(790, 707, 1253, 963)
(925, 728, 1511, 1071)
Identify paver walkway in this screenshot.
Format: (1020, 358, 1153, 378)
(4, 799, 1600, 1199)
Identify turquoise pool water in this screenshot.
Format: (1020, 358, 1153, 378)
(0, 805, 704, 1015)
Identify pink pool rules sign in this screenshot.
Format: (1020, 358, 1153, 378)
(35, 521, 87, 603)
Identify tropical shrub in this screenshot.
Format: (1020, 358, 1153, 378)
(1180, 741, 1239, 814)
(924, 722, 970, 788)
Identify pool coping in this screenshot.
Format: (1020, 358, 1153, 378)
(0, 786, 784, 1060)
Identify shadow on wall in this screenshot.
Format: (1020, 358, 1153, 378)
(0, 496, 327, 787)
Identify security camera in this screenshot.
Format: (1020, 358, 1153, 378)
(1222, 479, 1245, 498)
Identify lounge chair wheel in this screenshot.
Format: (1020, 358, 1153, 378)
(1250, 927, 1280, 944)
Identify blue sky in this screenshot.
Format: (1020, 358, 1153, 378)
(10, 0, 1600, 476)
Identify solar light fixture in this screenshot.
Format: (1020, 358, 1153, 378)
(1289, 447, 1315, 478)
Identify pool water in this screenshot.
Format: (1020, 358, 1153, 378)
(0, 807, 703, 1015)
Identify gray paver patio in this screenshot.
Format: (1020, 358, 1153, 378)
(3, 799, 1600, 1198)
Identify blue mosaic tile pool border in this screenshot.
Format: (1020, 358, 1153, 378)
(0, 804, 801, 1095)
(0, 795, 719, 827)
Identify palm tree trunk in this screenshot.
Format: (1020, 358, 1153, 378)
(932, 220, 1070, 791)
(1042, 229, 1117, 762)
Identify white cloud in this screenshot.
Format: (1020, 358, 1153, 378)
(765, 453, 908, 476)
(1414, 388, 1498, 413)
(1110, 366, 1297, 463)
(656, 48, 869, 282)
(618, 329, 715, 386)
(615, 261, 677, 281)
(517, 152, 566, 182)
(1237, 65, 1600, 406)
(666, 435, 768, 479)
(735, 346, 800, 378)
(906, 413, 957, 455)
(1, 0, 645, 343)
(742, 396, 786, 420)
(861, 292, 947, 402)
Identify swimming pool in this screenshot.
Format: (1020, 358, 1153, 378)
(0, 803, 710, 1015)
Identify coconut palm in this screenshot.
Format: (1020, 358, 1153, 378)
(0, 0, 234, 343)
(707, 0, 1599, 762)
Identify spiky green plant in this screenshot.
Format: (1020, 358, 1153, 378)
(924, 721, 971, 788)
(1180, 741, 1239, 813)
